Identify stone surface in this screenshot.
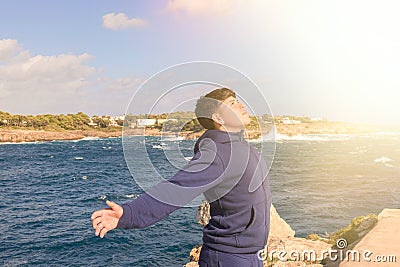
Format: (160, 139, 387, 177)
(269, 205, 296, 238)
(184, 261, 199, 267)
(0, 129, 121, 142)
(339, 209, 400, 267)
(196, 200, 210, 227)
(267, 236, 331, 261)
(189, 245, 202, 262)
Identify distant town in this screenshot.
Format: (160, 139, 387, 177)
(0, 110, 326, 132)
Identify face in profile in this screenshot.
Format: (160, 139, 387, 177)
(213, 96, 250, 131)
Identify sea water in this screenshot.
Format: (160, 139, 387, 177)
(1, 133, 399, 266)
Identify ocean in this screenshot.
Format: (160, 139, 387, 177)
(1, 132, 399, 266)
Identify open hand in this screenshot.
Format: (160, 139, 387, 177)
(91, 200, 123, 238)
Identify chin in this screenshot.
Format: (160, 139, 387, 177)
(242, 116, 251, 126)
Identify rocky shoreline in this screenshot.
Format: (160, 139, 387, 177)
(0, 129, 122, 143)
(0, 122, 386, 143)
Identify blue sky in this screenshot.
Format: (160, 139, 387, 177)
(1, 0, 399, 125)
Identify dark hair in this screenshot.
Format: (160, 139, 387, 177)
(195, 88, 235, 130)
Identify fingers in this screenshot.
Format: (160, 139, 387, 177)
(91, 201, 120, 238)
(94, 220, 107, 237)
(91, 210, 103, 220)
(92, 216, 102, 229)
(106, 200, 117, 210)
(99, 227, 109, 238)
(95, 222, 102, 237)
(94, 221, 111, 238)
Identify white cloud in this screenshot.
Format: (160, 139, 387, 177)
(0, 39, 22, 61)
(86, 77, 143, 115)
(102, 13, 147, 30)
(166, 0, 234, 16)
(0, 39, 96, 113)
(106, 77, 142, 92)
(0, 39, 143, 115)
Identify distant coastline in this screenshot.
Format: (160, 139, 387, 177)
(0, 121, 390, 143)
(2, 110, 397, 143)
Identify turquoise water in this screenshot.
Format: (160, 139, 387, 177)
(1, 133, 399, 266)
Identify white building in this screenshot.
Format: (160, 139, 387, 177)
(157, 118, 178, 124)
(136, 119, 157, 127)
(109, 115, 125, 127)
(310, 117, 323, 122)
(88, 118, 97, 126)
(281, 117, 301, 124)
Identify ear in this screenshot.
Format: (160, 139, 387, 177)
(211, 113, 224, 125)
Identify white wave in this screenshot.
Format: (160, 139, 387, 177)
(69, 136, 103, 143)
(80, 137, 100, 140)
(98, 195, 107, 200)
(374, 157, 394, 167)
(125, 194, 139, 199)
(374, 157, 393, 163)
(357, 131, 400, 140)
(160, 136, 184, 141)
(261, 133, 351, 142)
(0, 141, 43, 145)
(348, 149, 368, 155)
(374, 131, 400, 136)
(152, 143, 169, 150)
(247, 138, 263, 143)
(3, 260, 28, 266)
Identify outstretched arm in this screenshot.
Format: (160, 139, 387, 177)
(91, 200, 123, 238)
(91, 139, 225, 233)
(116, 145, 225, 229)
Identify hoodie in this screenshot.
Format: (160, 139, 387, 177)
(117, 129, 272, 254)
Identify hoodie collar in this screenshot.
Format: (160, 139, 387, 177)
(194, 129, 245, 153)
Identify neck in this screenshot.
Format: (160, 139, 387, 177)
(215, 124, 245, 132)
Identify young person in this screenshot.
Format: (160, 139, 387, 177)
(91, 88, 272, 267)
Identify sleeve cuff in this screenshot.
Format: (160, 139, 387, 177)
(116, 203, 134, 229)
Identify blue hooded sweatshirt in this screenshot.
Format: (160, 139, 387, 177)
(117, 129, 272, 254)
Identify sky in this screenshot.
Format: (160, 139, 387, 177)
(0, 0, 399, 125)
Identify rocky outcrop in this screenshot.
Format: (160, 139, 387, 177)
(269, 204, 296, 238)
(265, 205, 331, 266)
(185, 202, 333, 267)
(186, 201, 383, 266)
(0, 129, 121, 143)
(196, 200, 210, 227)
(328, 214, 378, 249)
(338, 209, 400, 267)
(189, 245, 202, 262)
